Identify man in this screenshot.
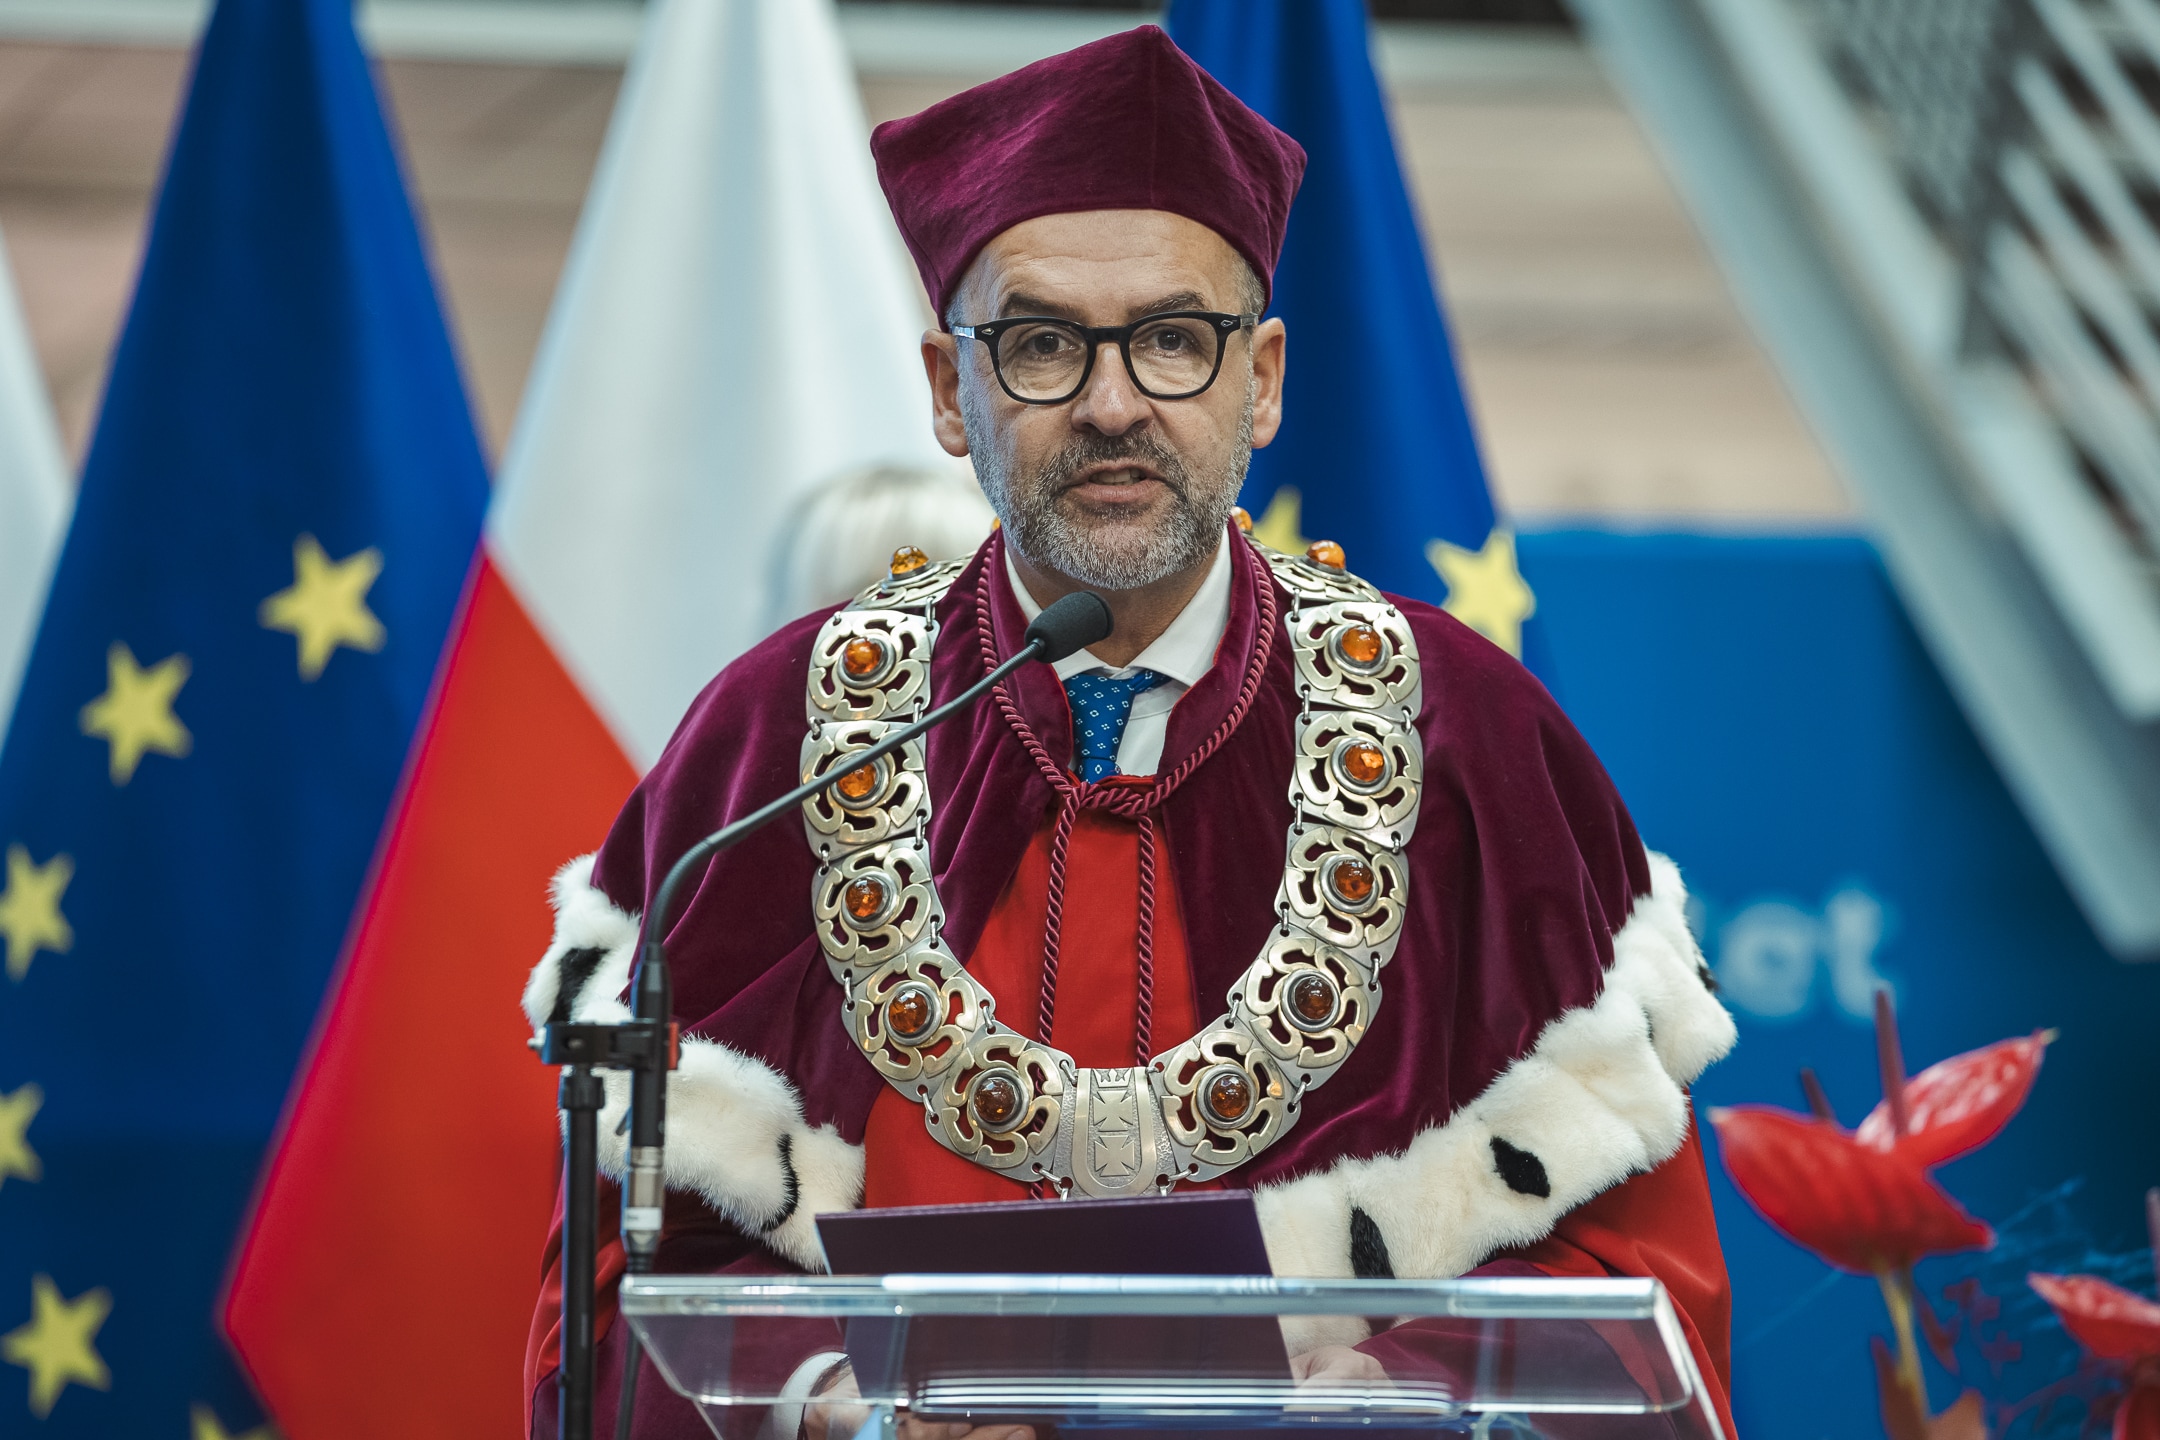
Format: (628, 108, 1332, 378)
(522, 25, 1739, 1440)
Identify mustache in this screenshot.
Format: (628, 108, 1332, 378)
(1037, 431, 1192, 500)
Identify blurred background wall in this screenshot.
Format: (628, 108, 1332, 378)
(0, 0, 1850, 523)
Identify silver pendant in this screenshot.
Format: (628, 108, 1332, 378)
(1050, 1067, 1178, 1198)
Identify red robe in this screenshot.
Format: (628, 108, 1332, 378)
(523, 529, 1740, 1438)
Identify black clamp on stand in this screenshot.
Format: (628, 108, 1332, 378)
(536, 1008, 677, 1440)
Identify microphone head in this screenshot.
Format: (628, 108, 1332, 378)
(1025, 591, 1114, 663)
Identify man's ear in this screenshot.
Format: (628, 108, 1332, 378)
(923, 330, 970, 457)
(1248, 316, 1287, 450)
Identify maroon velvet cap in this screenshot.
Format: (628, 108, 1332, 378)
(870, 25, 1307, 323)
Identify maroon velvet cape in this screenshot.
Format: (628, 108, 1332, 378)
(538, 526, 1664, 1438)
(593, 527, 1646, 1180)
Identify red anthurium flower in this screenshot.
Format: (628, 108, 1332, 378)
(1709, 1106, 1994, 1274)
(1855, 1030, 2053, 1167)
(2029, 1191, 2160, 1440)
(1716, 1000, 2055, 1440)
(2028, 1273, 2160, 1360)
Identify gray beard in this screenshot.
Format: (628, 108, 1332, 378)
(962, 378, 1254, 591)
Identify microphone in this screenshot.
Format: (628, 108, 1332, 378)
(1026, 589, 1115, 663)
(563, 589, 1111, 1440)
(617, 588, 1110, 1267)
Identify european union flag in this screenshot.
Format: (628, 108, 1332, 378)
(1168, 0, 1547, 673)
(0, 0, 488, 1432)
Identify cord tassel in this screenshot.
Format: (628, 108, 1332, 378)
(1134, 812, 1157, 1066)
(1036, 794, 1080, 1042)
(974, 537, 1280, 1105)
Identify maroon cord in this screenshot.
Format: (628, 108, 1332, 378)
(1133, 813, 1157, 1065)
(974, 539, 1281, 1060)
(1035, 800, 1080, 1042)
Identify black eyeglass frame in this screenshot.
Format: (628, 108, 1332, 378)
(952, 310, 1259, 405)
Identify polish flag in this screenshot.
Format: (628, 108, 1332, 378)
(223, 0, 946, 1433)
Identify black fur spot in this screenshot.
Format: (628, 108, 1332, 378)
(549, 946, 606, 1024)
(758, 1133, 802, 1234)
(1349, 1207, 1395, 1279)
(1698, 964, 1719, 994)
(1490, 1137, 1551, 1199)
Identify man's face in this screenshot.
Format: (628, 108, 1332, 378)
(924, 210, 1287, 592)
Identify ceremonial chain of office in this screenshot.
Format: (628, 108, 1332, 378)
(799, 537, 1425, 1198)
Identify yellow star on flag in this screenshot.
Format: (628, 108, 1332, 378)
(2, 1275, 110, 1419)
(79, 644, 192, 784)
(192, 1402, 278, 1440)
(1250, 485, 1310, 555)
(1426, 527, 1537, 658)
(259, 534, 385, 681)
(0, 1084, 40, 1191)
(0, 845, 73, 982)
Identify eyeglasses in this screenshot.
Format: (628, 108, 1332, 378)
(952, 311, 1258, 405)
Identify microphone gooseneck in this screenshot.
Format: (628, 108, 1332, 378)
(572, 589, 1107, 1440)
(614, 583, 1111, 1309)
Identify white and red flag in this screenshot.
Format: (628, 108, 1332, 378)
(0, 222, 71, 738)
(223, 0, 942, 1432)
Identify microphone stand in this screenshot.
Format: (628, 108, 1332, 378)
(535, 593, 1108, 1440)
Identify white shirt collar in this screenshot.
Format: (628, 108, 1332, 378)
(1004, 529, 1233, 686)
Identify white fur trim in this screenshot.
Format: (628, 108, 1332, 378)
(1254, 852, 1735, 1329)
(524, 856, 866, 1270)
(523, 851, 1730, 1293)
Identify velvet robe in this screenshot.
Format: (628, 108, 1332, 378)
(525, 528, 1738, 1439)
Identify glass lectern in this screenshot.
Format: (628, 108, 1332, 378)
(621, 1274, 1727, 1439)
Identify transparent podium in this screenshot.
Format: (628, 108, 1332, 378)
(621, 1274, 1727, 1439)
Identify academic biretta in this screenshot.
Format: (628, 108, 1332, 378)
(520, 25, 1740, 1440)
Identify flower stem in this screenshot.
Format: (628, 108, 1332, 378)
(1876, 1267, 1928, 1419)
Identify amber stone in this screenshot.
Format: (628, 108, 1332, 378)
(1306, 539, 1346, 570)
(833, 762, 880, 804)
(1289, 972, 1339, 1027)
(1230, 505, 1254, 533)
(841, 637, 887, 680)
(886, 985, 937, 1043)
(1336, 624, 1384, 669)
(1338, 741, 1388, 788)
(1202, 1068, 1253, 1125)
(970, 1070, 1024, 1131)
(889, 545, 930, 577)
(843, 875, 890, 923)
(1328, 857, 1377, 907)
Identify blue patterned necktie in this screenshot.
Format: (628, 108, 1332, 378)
(1063, 670, 1164, 782)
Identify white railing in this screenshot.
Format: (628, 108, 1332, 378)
(1575, 0, 2160, 956)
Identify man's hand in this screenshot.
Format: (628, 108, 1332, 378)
(800, 1363, 1036, 1440)
(1290, 1344, 1392, 1389)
